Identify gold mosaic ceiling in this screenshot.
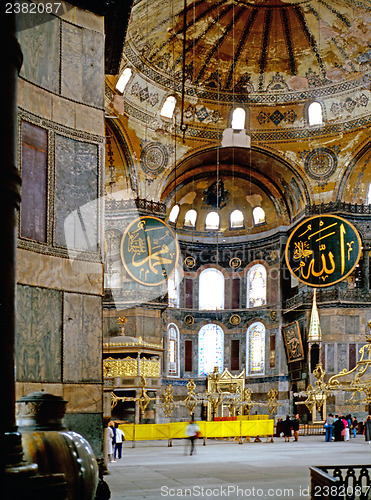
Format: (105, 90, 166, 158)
(125, 0, 371, 102)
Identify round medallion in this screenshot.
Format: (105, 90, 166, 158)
(270, 310, 277, 322)
(229, 257, 241, 269)
(304, 148, 337, 180)
(140, 142, 169, 175)
(229, 314, 241, 326)
(185, 256, 196, 268)
(120, 216, 179, 286)
(184, 315, 194, 326)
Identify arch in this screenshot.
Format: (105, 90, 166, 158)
(115, 67, 132, 93)
(246, 322, 265, 375)
(198, 323, 224, 376)
(161, 96, 176, 118)
(230, 209, 244, 228)
(231, 107, 246, 130)
(205, 211, 219, 230)
(247, 264, 266, 308)
(199, 268, 224, 310)
(169, 204, 180, 223)
(184, 208, 197, 227)
(308, 101, 323, 126)
(167, 323, 179, 377)
(252, 206, 265, 225)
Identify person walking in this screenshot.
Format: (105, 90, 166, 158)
(292, 414, 300, 442)
(185, 417, 200, 455)
(351, 416, 358, 438)
(364, 415, 371, 443)
(114, 423, 125, 460)
(283, 415, 292, 442)
(324, 413, 334, 442)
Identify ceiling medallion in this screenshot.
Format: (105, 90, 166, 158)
(229, 257, 242, 269)
(184, 256, 196, 268)
(184, 315, 194, 326)
(304, 148, 338, 181)
(229, 314, 241, 326)
(140, 142, 169, 175)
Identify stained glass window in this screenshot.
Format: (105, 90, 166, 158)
(167, 324, 179, 376)
(199, 268, 224, 310)
(247, 264, 266, 308)
(198, 323, 224, 376)
(247, 322, 265, 375)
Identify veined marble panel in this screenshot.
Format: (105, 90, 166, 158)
(63, 293, 102, 383)
(17, 12, 60, 94)
(54, 135, 98, 250)
(63, 384, 103, 412)
(16, 382, 64, 401)
(17, 249, 103, 295)
(16, 285, 62, 382)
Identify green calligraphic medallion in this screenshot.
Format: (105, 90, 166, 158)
(121, 216, 179, 286)
(285, 215, 362, 287)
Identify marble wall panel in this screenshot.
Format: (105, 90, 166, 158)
(16, 285, 62, 382)
(338, 343, 348, 372)
(17, 12, 60, 94)
(61, 22, 104, 108)
(54, 135, 98, 250)
(16, 382, 64, 401)
(63, 412, 103, 456)
(327, 343, 335, 373)
(63, 384, 102, 412)
(17, 249, 103, 295)
(345, 315, 360, 335)
(63, 293, 102, 383)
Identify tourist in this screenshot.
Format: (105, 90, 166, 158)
(351, 416, 358, 438)
(283, 415, 292, 442)
(292, 414, 300, 442)
(185, 418, 200, 456)
(333, 415, 344, 442)
(107, 421, 115, 463)
(324, 413, 334, 442)
(364, 415, 371, 443)
(114, 423, 125, 460)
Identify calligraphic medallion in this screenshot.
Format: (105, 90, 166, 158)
(184, 256, 196, 268)
(229, 257, 241, 269)
(229, 314, 241, 326)
(120, 216, 179, 286)
(285, 215, 362, 287)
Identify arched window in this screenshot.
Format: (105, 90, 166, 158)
(230, 209, 244, 228)
(199, 268, 224, 310)
(253, 206, 265, 225)
(246, 322, 265, 375)
(308, 101, 323, 126)
(184, 209, 197, 227)
(169, 204, 180, 223)
(232, 107, 246, 130)
(198, 323, 224, 376)
(167, 323, 179, 377)
(168, 268, 179, 308)
(247, 264, 266, 308)
(367, 184, 371, 205)
(205, 211, 219, 230)
(161, 96, 176, 118)
(115, 68, 132, 93)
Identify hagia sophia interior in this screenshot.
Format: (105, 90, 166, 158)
(2, 0, 371, 497)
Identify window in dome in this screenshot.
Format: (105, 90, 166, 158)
(169, 204, 180, 223)
(246, 322, 265, 375)
(199, 268, 224, 310)
(115, 68, 132, 93)
(161, 96, 176, 118)
(198, 323, 224, 376)
(308, 101, 323, 126)
(247, 264, 266, 308)
(205, 211, 220, 230)
(168, 268, 179, 308)
(230, 209, 244, 228)
(232, 107, 245, 130)
(167, 323, 179, 377)
(253, 206, 265, 225)
(367, 184, 371, 204)
(184, 209, 197, 227)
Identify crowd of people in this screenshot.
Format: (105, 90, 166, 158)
(323, 414, 371, 443)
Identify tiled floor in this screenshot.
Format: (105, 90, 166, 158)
(104, 435, 371, 499)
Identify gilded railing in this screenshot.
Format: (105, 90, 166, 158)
(103, 357, 161, 378)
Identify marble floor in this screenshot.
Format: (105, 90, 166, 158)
(104, 434, 371, 500)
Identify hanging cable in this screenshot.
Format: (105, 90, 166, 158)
(180, 0, 188, 142)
